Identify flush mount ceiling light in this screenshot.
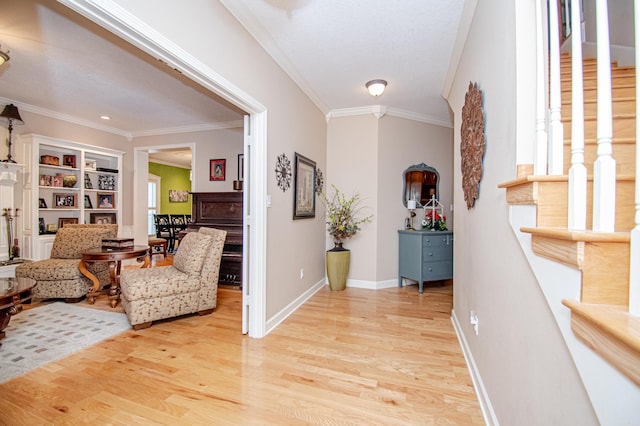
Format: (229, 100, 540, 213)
(0, 46, 9, 67)
(366, 79, 387, 97)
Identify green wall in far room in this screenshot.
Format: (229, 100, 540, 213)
(149, 162, 191, 215)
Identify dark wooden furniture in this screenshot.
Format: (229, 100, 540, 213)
(0, 277, 37, 345)
(188, 192, 243, 286)
(80, 246, 150, 307)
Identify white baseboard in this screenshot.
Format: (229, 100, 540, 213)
(451, 309, 499, 426)
(265, 278, 325, 334)
(346, 278, 397, 290)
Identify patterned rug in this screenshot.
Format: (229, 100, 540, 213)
(0, 302, 130, 384)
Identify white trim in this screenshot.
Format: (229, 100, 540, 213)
(326, 105, 453, 128)
(61, 0, 268, 338)
(131, 120, 244, 138)
(441, 0, 479, 101)
(266, 278, 325, 335)
(451, 309, 499, 426)
(343, 278, 398, 290)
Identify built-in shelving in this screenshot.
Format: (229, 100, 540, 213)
(16, 134, 124, 260)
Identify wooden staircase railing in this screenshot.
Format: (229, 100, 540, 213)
(499, 0, 640, 387)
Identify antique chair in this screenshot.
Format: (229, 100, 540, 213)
(169, 214, 187, 252)
(119, 227, 226, 330)
(154, 214, 175, 252)
(15, 224, 117, 302)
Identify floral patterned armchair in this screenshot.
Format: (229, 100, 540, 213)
(119, 227, 226, 330)
(15, 224, 117, 302)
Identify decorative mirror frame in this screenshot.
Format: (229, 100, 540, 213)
(402, 163, 440, 208)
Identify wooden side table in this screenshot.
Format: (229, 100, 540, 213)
(0, 277, 37, 345)
(80, 246, 150, 307)
(398, 230, 453, 294)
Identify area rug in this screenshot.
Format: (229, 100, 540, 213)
(0, 302, 130, 384)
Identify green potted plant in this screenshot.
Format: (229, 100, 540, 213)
(321, 185, 372, 290)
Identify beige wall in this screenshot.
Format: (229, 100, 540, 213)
(109, 0, 328, 318)
(327, 114, 453, 285)
(446, 0, 596, 423)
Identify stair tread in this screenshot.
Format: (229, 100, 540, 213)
(520, 226, 630, 242)
(562, 300, 640, 356)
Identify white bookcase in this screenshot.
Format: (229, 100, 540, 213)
(16, 134, 124, 260)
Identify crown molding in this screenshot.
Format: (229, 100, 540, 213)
(326, 105, 453, 128)
(131, 120, 244, 138)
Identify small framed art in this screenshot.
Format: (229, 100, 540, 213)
(293, 152, 316, 219)
(39, 198, 47, 209)
(63, 155, 77, 168)
(84, 195, 93, 209)
(53, 193, 77, 208)
(210, 159, 226, 181)
(58, 217, 78, 228)
(98, 192, 115, 209)
(90, 212, 116, 225)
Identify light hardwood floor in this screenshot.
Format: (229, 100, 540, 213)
(0, 272, 483, 425)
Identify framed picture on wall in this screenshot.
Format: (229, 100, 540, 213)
(209, 159, 226, 181)
(293, 152, 316, 219)
(169, 189, 189, 202)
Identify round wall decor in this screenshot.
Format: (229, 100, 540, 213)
(275, 153, 292, 192)
(461, 82, 486, 209)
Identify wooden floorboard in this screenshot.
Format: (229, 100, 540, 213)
(0, 272, 483, 425)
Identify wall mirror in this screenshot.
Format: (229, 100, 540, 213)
(402, 163, 439, 207)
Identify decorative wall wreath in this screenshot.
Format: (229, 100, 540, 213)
(275, 153, 292, 192)
(460, 82, 486, 209)
(315, 168, 324, 194)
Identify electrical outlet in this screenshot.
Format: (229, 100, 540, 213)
(470, 310, 479, 336)
(300, 268, 304, 279)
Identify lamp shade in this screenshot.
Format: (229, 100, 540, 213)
(0, 104, 24, 125)
(407, 200, 417, 210)
(0, 49, 8, 66)
(366, 79, 387, 96)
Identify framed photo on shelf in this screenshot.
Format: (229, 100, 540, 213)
(53, 193, 77, 208)
(90, 212, 116, 225)
(85, 159, 97, 170)
(39, 198, 47, 209)
(63, 155, 77, 168)
(293, 152, 316, 219)
(97, 192, 115, 209)
(39, 218, 46, 234)
(58, 217, 78, 228)
(84, 195, 93, 209)
(209, 159, 226, 181)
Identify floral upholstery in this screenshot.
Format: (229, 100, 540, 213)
(15, 225, 117, 301)
(119, 227, 226, 329)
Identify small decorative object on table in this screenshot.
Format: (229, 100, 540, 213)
(421, 195, 447, 231)
(102, 238, 134, 251)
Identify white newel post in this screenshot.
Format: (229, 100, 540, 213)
(568, 0, 587, 230)
(548, 0, 564, 176)
(629, 0, 640, 316)
(535, 0, 548, 176)
(592, 0, 616, 232)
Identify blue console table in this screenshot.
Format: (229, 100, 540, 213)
(398, 229, 453, 294)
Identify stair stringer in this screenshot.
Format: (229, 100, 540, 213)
(508, 204, 640, 425)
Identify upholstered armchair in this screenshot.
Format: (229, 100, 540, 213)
(15, 224, 117, 302)
(119, 227, 226, 330)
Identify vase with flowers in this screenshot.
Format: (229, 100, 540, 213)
(321, 185, 372, 290)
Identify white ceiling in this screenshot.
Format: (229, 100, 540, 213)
(0, 0, 464, 166)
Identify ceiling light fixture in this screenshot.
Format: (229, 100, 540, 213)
(366, 79, 387, 97)
(100, 115, 111, 120)
(0, 46, 9, 67)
